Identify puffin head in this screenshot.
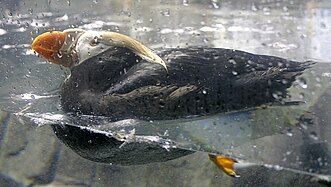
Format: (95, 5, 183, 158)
(32, 29, 167, 70)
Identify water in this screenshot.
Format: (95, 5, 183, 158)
(1, 0, 331, 186)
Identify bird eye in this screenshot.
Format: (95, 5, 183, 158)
(90, 36, 100, 46)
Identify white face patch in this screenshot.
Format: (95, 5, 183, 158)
(73, 30, 167, 71)
(75, 31, 111, 65)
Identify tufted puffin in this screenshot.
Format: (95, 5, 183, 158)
(31, 29, 313, 177)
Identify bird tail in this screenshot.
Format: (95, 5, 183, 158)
(294, 60, 316, 72)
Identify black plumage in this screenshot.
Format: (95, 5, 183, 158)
(61, 47, 312, 121)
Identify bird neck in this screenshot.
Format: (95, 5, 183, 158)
(69, 46, 141, 92)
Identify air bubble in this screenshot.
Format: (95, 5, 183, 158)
(320, 22, 326, 29)
(161, 9, 170, 17)
(309, 132, 318, 140)
(315, 76, 321, 82)
(272, 93, 279, 99)
(286, 132, 293, 137)
(251, 4, 258, 11)
(159, 102, 165, 108)
(183, 0, 189, 6)
(299, 123, 307, 130)
(283, 6, 288, 12)
(229, 59, 237, 65)
(286, 129, 293, 137)
(297, 77, 307, 89)
(273, 165, 283, 171)
(262, 7, 271, 15)
(211, 0, 220, 9)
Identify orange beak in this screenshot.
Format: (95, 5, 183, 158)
(31, 31, 66, 64)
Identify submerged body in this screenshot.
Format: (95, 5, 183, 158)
(32, 29, 312, 177)
(61, 46, 310, 121)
